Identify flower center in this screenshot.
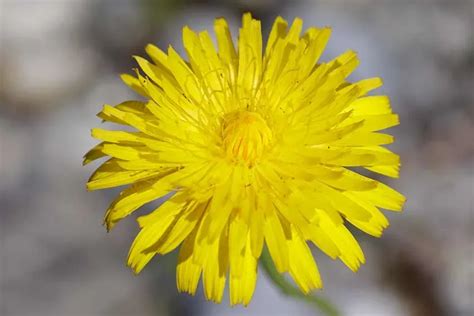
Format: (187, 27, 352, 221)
(222, 111, 273, 166)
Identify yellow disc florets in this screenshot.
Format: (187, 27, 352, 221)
(221, 111, 273, 166)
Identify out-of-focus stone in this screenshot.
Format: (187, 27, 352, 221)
(1, 1, 99, 113)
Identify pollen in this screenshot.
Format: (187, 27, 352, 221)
(221, 111, 273, 166)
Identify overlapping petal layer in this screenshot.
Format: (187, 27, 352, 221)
(85, 13, 405, 305)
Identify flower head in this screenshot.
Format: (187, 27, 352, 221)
(85, 13, 405, 305)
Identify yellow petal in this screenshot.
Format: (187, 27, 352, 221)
(198, 167, 236, 243)
(318, 210, 365, 271)
(120, 73, 148, 97)
(352, 181, 405, 211)
(263, 197, 290, 273)
(286, 17, 303, 44)
(265, 16, 288, 58)
(237, 13, 262, 97)
(248, 188, 264, 257)
(344, 192, 389, 237)
(145, 201, 205, 254)
(330, 132, 394, 146)
(318, 168, 378, 191)
(127, 199, 186, 274)
(104, 180, 170, 230)
(145, 44, 168, 69)
(83, 142, 106, 165)
(314, 182, 372, 221)
(176, 226, 202, 295)
(91, 128, 144, 144)
(348, 95, 392, 115)
(202, 227, 228, 303)
(214, 18, 237, 70)
(288, 226, 322, 293)
(297, 27, 331, 79)
(366, 164, 400, 178)
(87, 159, 156, 190)
(305, 225, 341, 259)
(228, 214, 249, 278)
(167, 46, 204, 104)
(229, 236, 257, 306)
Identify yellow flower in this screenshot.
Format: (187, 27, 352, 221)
(85, 13, 405, 305)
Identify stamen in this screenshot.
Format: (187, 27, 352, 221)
(221, 111, 272, 166)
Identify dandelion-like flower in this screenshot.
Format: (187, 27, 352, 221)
(85, 14, 405, 305)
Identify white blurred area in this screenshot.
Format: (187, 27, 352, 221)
(1, 1, 473, 316)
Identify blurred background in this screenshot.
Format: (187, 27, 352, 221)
(1, 0, 473, 315)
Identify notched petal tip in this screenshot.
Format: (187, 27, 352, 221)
(82, 157, 92, 166)
(242, 12, 253, 21)
(85, 182, 95, 191)
(182, 25, 193, 32)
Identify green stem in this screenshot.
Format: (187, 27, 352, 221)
(260, 247, 341, 316)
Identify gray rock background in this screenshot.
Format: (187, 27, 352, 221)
(1, 0, 472, 315)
